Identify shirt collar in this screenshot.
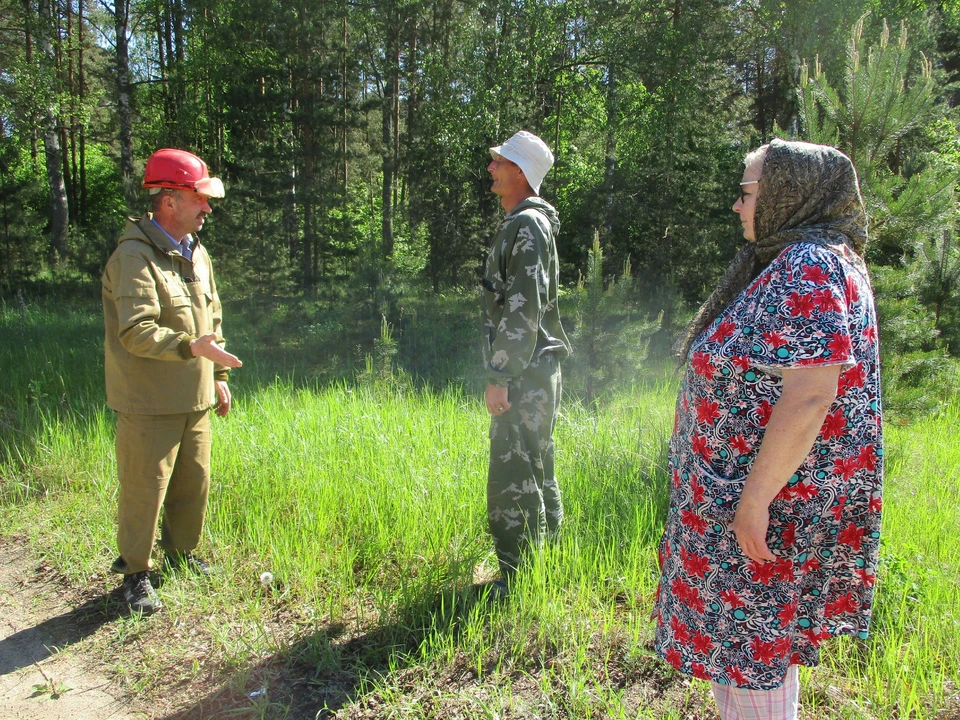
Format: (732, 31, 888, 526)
(150, 217, 193, 254)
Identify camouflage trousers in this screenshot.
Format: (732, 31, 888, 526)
(487, 353, 563, 580)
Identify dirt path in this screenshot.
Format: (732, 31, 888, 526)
(0, 539, 144, 720)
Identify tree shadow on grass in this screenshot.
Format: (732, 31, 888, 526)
(0, 591, 125, 676)
(157, 581, 498, 720)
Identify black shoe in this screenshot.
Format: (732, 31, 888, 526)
(483, 579, 510, 602)
(164, 551, 214, 576)
(121, 571, 162, 614)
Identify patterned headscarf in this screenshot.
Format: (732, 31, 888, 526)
(676, 139, 870, 361)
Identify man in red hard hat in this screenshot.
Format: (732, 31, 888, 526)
(102, 148, 241, 614)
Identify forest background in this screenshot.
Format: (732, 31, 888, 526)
(1, 0, 960, 407)
(2, 1, 960, 718)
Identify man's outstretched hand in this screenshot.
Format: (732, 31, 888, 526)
(190, 333, 242, 368)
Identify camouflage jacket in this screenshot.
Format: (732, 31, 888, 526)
(482, 197, 571, 385)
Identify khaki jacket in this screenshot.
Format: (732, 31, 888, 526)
(102, 214, 229, 414)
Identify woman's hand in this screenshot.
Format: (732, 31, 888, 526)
(731, 496, 776, 563)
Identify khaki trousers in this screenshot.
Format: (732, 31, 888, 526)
(116, 410, 211, 573)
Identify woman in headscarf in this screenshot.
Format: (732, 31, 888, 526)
(654, 139, 883, 719)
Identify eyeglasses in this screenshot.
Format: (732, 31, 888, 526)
(739, 180, 758, 203)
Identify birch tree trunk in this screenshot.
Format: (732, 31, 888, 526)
(37, 0, 70, 266)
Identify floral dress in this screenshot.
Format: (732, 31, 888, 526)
(654, 242, 883, 689)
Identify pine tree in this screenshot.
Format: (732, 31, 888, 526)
(567, 231, 660, 405)
(798, 15, 960, 415)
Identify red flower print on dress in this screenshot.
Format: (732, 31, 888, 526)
(774, 636, 793, 659)
(820, 409, 847, 440)
(691, 352, 716, 378)
(711, 320, 736, 343)
(750, 637, 777, 664)
(762, 330, 788, 348)
(828, 332, 853, 357)
(839, 363, 865, 392)
(671, 616, 692, 645)
(825, 592, 859, 617)
(690, 476, 706, 504)
(730, 434, 750, 455)
(681, 509, 708, 535)
(862, 324, 877, 342)
(696, 397, 721, 425)
(780, 521, 797, 546)
(838, 522, 864, 551)
(801, 555, 821, 574)
(869, 495, 883, 513)
(845, 276, 860, 304)
(671, 577, 694, 602)
(750, 561, 778, 585)
(681, 547, 711, 579)
(733, 355, 752, 372)
(857, 568, 877, 587)
(692, 662, 710, 680)
(757, 400, 774, 426)
(813, 288, 843, 313)
(720, 588, 745, 608)
(832, 456, 860, 480)
(777, 601, 798, 626)
(666, 648, 682, 668)
(671, 577, 706, 613)
(801, 627, 832, 647)
(773, 558, 794, 582)
(691, 433, 712, 461)
(692, 631, 716, 654)
(787, 291, 816, 318)
(856, 444, 877, 471)
(794, 481, 819, 501)
(775, 483, 795, 501)
(726, 666, 749, 686)
(829, 495, 848, 522)
(802, 264, 831, 284)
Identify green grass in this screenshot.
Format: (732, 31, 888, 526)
(1, 297, 959, 719)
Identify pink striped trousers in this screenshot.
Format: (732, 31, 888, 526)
(711, 665, 799, 720)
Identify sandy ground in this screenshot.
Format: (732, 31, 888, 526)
(0, 539, 144, 720)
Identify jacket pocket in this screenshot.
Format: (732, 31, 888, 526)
(167, 293, 191, 308)
(156, 274, 196, 334)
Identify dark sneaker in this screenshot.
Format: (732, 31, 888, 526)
(164, 551, 214, 576)
(121, 571, 162, 614)
(484, 579, 510, 602)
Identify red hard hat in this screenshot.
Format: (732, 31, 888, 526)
(142, 148, 225, 198)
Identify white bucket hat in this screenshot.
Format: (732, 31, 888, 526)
(489, 130, 554, 195)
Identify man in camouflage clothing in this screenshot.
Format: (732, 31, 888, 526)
(482, 131, 572, 589)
